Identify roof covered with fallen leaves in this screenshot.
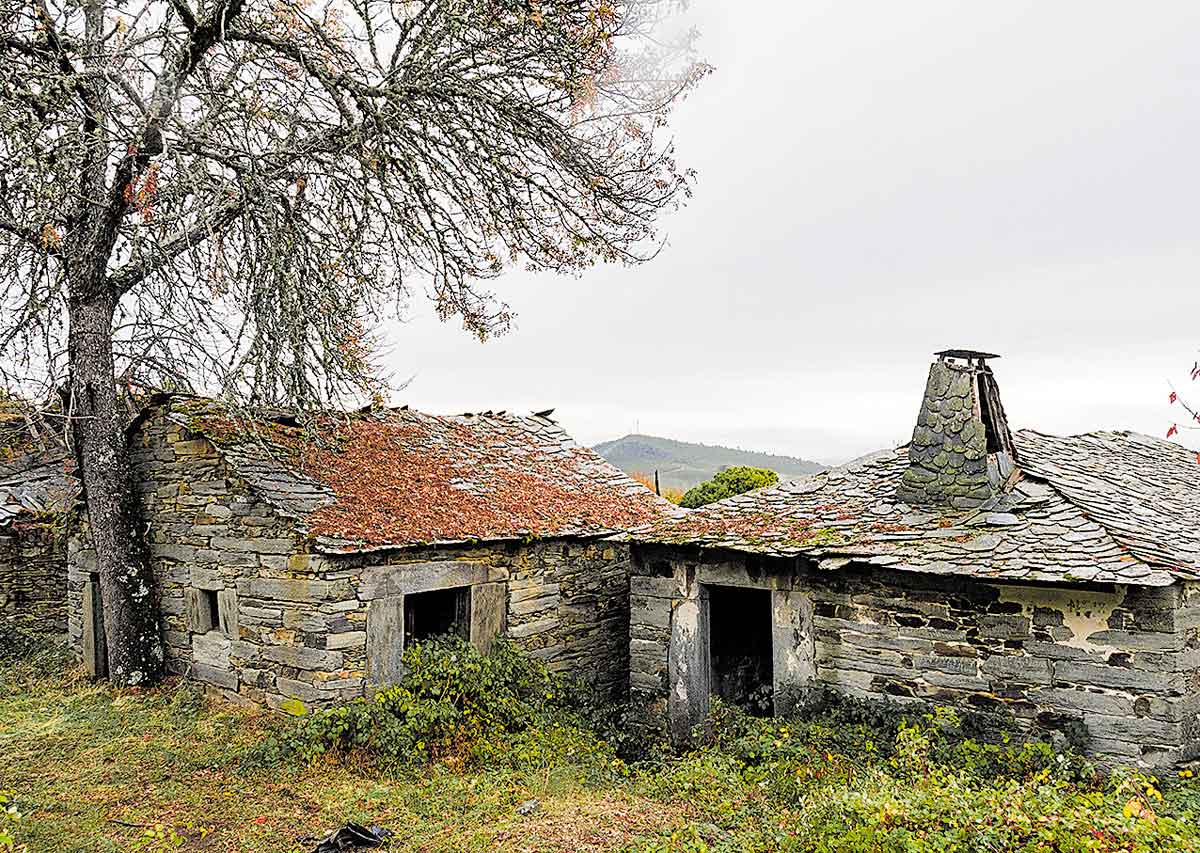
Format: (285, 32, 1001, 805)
(170, 400, 679, 552)
(634, 430, 1200, 587)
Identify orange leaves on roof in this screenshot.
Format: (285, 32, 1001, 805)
(248, 414, 665, 547)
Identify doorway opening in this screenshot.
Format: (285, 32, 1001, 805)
(404, 586, 471, 647)
(708, 585, 773, 715)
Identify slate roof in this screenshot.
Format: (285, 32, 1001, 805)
(0, 447, 74, 530)
(635, 430, 1200, 587)
(173, 401, 678, 553)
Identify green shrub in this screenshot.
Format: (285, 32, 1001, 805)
(631, 702, 1197, 853)
(679, 466, 778, 508)
(703, 690, 1095, 789)
(246, 636, 618, 774)
(574, 697, 673, 765)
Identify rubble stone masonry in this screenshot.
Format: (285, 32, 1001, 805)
(631, 543, 1200, 770)
(69, 408, 631, 710)
(1, 522, 65, 636)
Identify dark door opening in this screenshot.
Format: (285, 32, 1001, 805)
(404, 586, 471, 647)
(708, 585, 773, 715)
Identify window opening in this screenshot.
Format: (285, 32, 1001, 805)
(202, 588, 220, 632)
(404, 586, 471, 647)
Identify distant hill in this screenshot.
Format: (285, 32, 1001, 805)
(593, 434, 827, 492)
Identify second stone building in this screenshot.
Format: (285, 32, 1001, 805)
(630, 350, 1200, 770)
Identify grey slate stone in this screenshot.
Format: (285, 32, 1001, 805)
(260, 644, 343, 670)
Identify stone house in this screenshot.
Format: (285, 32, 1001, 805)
(68, 397, 674, 709)
(630, 350, 1200, 769)
(0, 430, 73, 638)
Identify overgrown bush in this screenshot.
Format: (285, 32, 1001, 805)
(245, 636, 620, 775)
(577, 697, 673, 765)
(631, 698, 1198, 852)
(708, 688, 1095, 784)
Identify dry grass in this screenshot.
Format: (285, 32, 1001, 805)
(0, 662, 684, 852)
(628, 471, 684, 505)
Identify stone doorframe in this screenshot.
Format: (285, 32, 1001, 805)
(364, 560, 508, 688)
(666, 563, 816, 743)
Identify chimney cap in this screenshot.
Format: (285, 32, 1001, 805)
(935, 348, 1000, 362)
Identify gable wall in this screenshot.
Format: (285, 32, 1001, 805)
(68, 406, 632, 709)
(1, 522, 65, 636)
(631, 544, 1199, 770)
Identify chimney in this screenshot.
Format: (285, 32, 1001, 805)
(896, 350, 1018, 509)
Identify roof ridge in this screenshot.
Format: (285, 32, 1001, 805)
(1016, 426, 1188, 447)
(168, 395, 574, 432)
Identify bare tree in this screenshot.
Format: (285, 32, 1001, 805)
(1169, 361, 1200, 449)
(0, 0, 706, 684)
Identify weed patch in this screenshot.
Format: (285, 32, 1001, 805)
(245, 636, 623, 780)
(4, 636, 1200, 852)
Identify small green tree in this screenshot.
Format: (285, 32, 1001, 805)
(679, 466, 778, 509)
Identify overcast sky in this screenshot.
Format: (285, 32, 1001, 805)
(381, 0, 1200, 465)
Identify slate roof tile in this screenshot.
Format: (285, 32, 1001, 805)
(0, 428, 74, 530)
(172, 400, 679, 552)
(634, 430, 1199, 587)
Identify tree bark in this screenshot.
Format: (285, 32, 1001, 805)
(67, 285, 164, 686)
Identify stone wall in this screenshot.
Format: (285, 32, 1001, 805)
(68, 406, 307, 698)
(630, 543, 1200, 770)
(344, 538, 632, 701)
(0, 521, 65, 636)
(69, 404, 632, 711)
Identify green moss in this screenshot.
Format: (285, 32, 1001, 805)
(278, 698, 307, 717)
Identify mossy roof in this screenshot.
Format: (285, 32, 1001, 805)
(633, 430, 1200, 588)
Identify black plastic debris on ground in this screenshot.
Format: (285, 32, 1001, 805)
(310, 822, 393, 852)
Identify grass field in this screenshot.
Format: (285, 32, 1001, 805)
(4, 636, 1200, 853)
(0, 661, 680, 851)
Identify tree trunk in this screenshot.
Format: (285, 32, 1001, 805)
(67, 288, 164, 686)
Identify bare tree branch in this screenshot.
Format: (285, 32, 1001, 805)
(0, 0, 707, 403)
(0, 0, 706, 685)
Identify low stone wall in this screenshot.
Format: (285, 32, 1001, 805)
(69, 404, 632, 711)
(0, 522, 65, 636)
(630, 543, 1200, 769)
